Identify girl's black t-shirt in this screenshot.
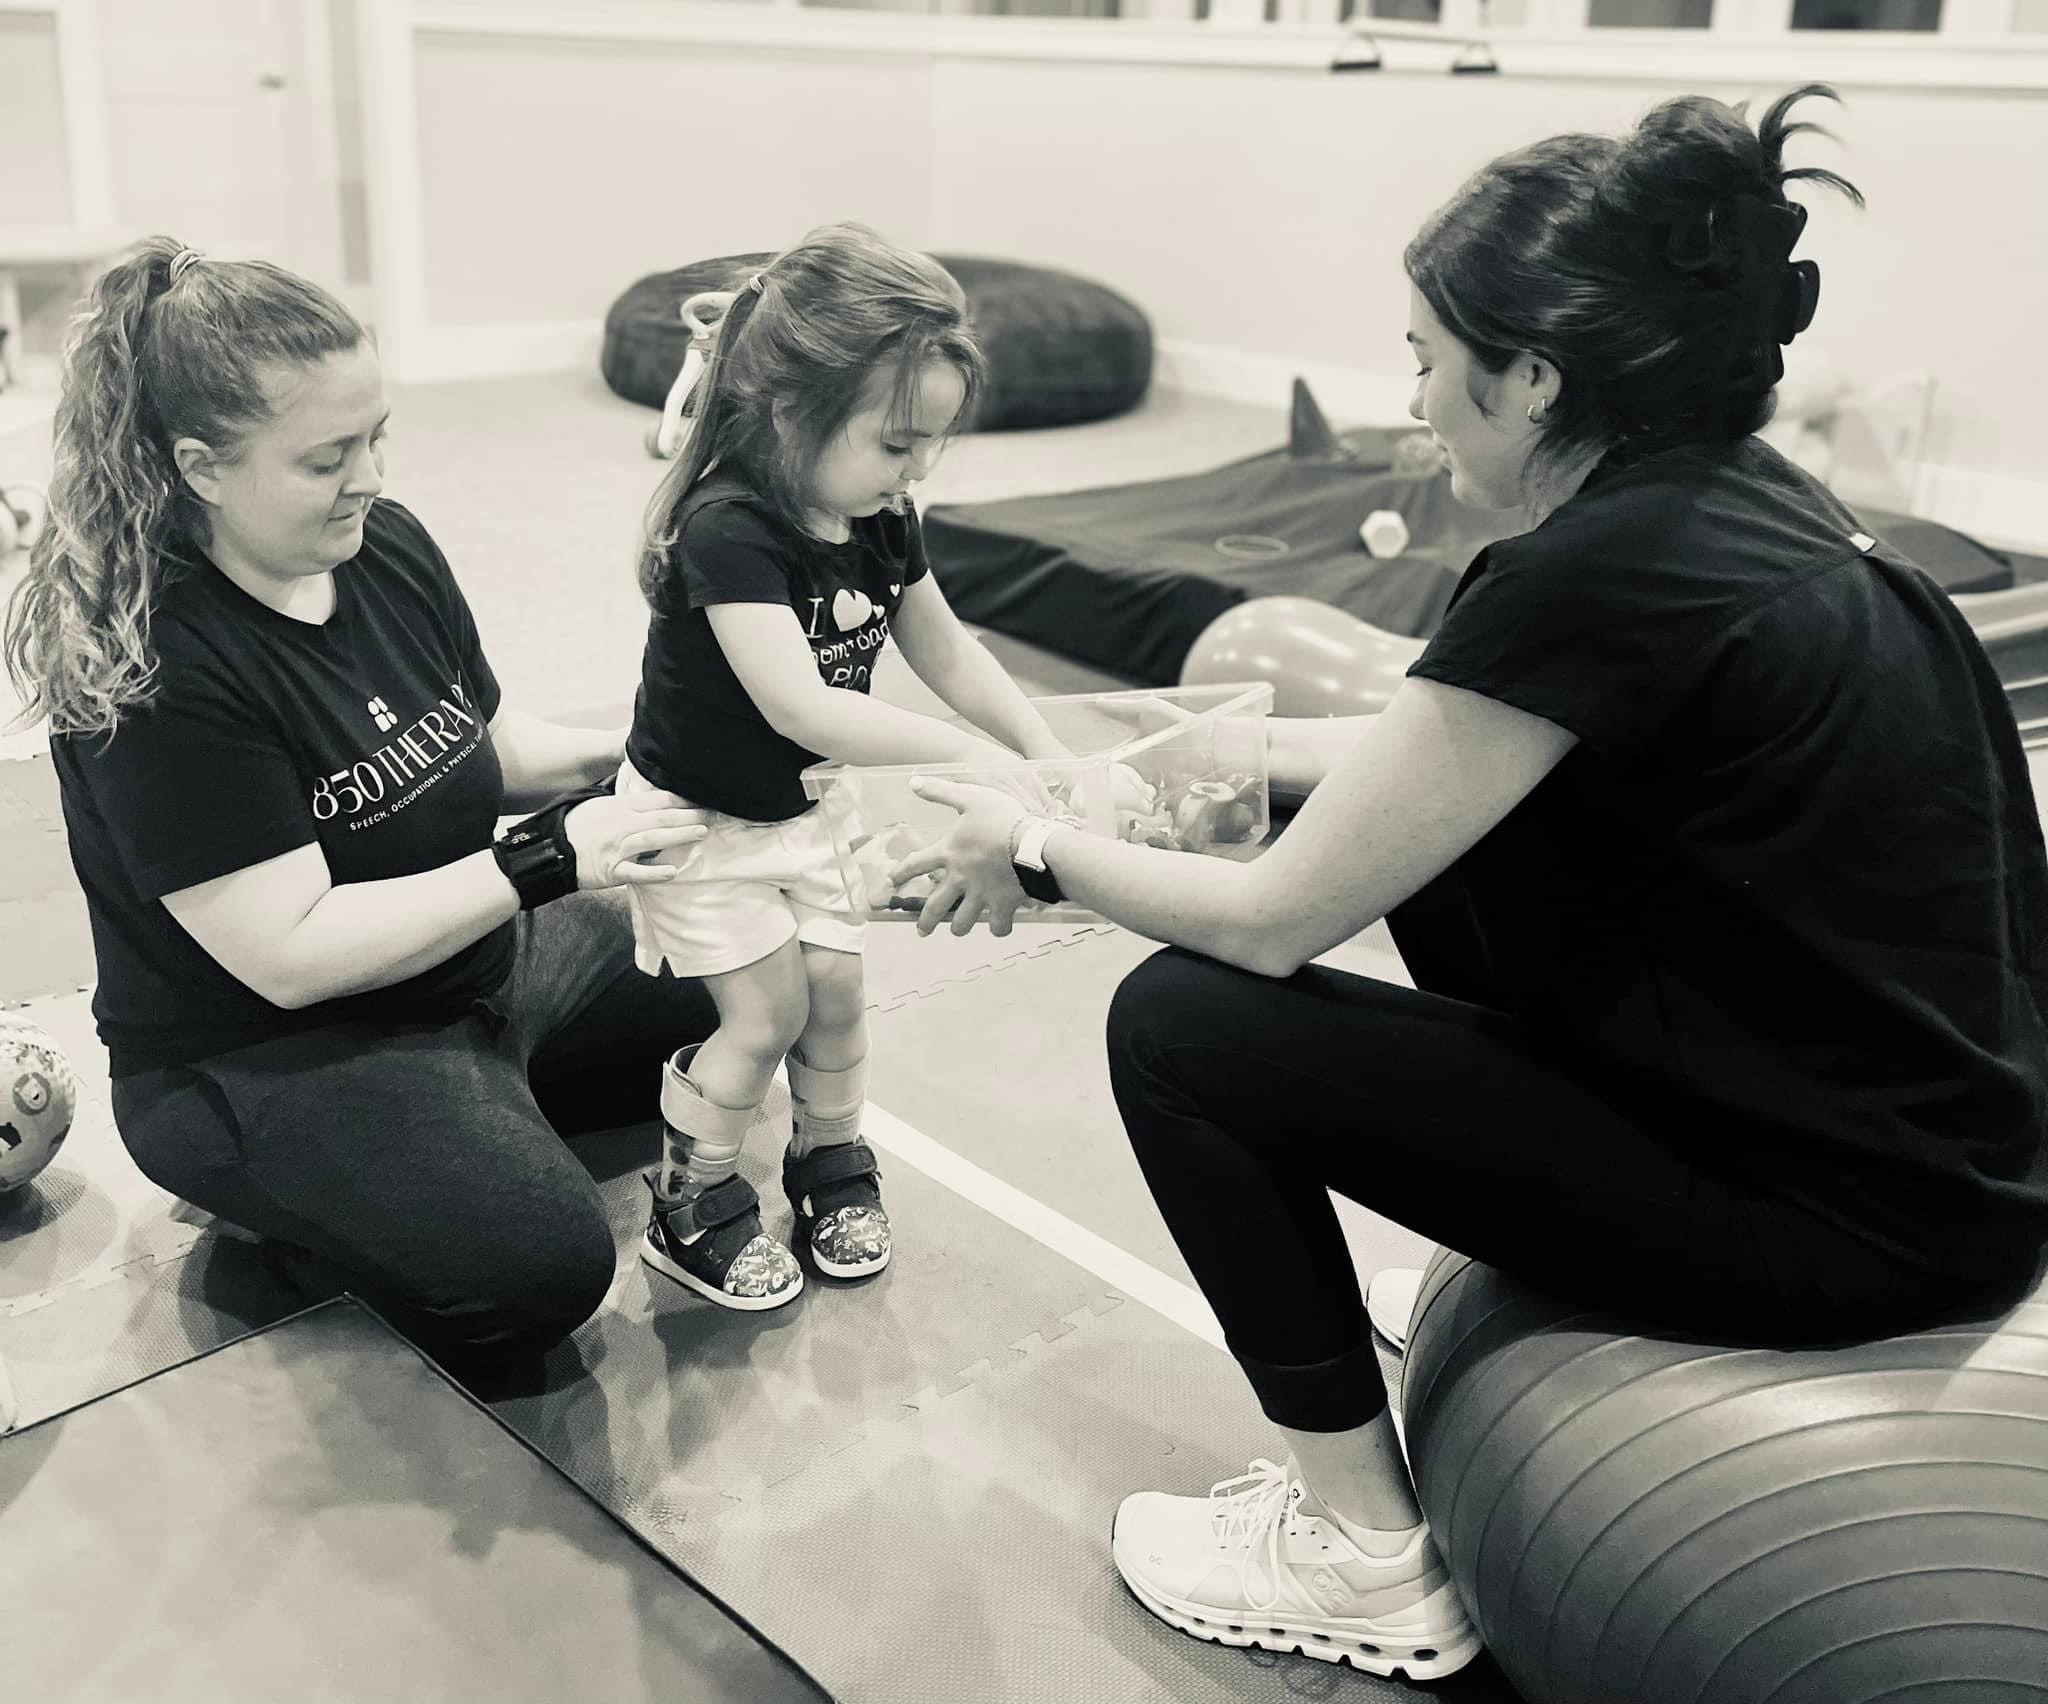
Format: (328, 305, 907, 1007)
(53, 499, 511, 1075)
(1407, 437, 2048, 1273)
(625, 473, 930, 823)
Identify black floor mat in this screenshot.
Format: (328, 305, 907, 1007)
(924, 422, 2030, 687)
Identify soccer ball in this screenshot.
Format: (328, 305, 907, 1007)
(0, 1018, 77, 1194)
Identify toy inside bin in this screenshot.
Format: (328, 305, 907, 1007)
(799, 683, 1275, 924)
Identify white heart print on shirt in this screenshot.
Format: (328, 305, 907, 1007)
(889, 583, 902, 597)
(832, 588, 875, 632)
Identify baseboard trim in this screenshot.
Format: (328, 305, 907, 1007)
(1152, 338, 1414, 430)
(392, 317, 603, 385)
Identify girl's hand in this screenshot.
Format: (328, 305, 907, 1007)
(966, 745, 1061, 814)
(564, 790, 711, 889)
(892, 777, 1034, 937)
(1098, 694, 1201, 741)
(1109, 761, 1157, 818)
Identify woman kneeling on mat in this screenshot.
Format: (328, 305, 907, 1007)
(896, 86, 2048, 1681)
(3, 240, 717, 1382)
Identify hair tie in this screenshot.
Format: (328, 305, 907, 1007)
(1728, 195, 1819, 347)
(168, 248, 206, 285)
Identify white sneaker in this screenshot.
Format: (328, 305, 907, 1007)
(1367, 1266, 1424, 1351)
(1111, 1458, 1481, 1681)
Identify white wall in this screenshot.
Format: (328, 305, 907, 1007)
(0, 9, 75, 225)
(410, 30, 938, 330)
(349, 15, 2048, 549)
(928, 60, 2048, 526)
(330, 0, 373, 285)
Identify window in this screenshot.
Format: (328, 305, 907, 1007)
(1789, 0, 1941, 24)
(1346, 0, 1446, 21)
(790, 0, 2048, 60)
(1588, 0, 1713, 24)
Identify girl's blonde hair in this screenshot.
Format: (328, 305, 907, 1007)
(638, 222, 986, 603)
(2, 237, 364, 737)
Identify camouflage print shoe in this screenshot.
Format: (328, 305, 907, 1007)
(641, 1171, 803, 1311)
(783, 1140, 891, 1279)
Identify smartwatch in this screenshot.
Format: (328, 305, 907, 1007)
(1009, 815, 1065, 905)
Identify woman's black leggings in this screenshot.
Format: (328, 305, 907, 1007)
(1105, 937, 1980, 1435)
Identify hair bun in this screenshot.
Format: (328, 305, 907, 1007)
(1403, 84, 1863, 482)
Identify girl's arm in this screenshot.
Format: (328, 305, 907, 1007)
(705, 601, 1021, 768)
(887, 577, 1066, 759)
(898, 679, 1576, 975)
(490, 708, 626, 810)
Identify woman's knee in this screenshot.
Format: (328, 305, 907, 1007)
(1105, 946, 1239, 1075)
(437, 1192, 615, 1352)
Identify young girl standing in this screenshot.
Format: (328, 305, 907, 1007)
(622, 224, 1068, 1311)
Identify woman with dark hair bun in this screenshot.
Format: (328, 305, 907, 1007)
(3, 238, 721, 1383)
(901, 87, 2047, 1680)
(1404, 83, 1862, 491)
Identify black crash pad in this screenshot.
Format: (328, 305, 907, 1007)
(0, 1298, 831, 1704)
(924, 409, 2023, 688)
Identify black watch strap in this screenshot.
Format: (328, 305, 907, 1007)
(1009, 815, 1065, 905)
(1015, 861, 1064, 904)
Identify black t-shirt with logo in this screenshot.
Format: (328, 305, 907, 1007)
(625, 472, 930, 822)
(53, 499, 511, 1075)
(1406, 436, 2048, 1274)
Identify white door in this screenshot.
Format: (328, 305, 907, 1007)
(94, 0, 344, 287)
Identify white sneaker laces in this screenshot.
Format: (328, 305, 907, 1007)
(1206, 1458, 1298, 1614)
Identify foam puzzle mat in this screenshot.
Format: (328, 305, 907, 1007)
(1, 1298, 830, 1704)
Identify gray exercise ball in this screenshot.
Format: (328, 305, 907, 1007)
(1401, 1249, 2048, 1703)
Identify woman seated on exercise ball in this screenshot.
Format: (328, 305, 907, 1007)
(2, 239, 716, 1384)
(895, 85, 2048, 1680)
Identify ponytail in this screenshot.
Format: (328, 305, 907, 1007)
(637, 272, 776, 606)
(637, 225, 984, 607)
(2, 237, 363, 737)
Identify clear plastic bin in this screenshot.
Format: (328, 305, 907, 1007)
(799, 682, 1274, 924)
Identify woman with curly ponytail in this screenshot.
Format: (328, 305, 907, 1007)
(905, 89, 2047, 1681)
(2, 239, 726, 1380)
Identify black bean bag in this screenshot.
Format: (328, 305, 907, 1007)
(601, 253, 1152, 433)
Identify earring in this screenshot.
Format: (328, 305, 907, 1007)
(1527, 399, 1550, 426)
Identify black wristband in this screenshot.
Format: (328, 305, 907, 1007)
(492, 780, 613, 911)
(1014, 860, 1065, 905)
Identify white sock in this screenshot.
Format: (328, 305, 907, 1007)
(1328, 1507, 1427, 1562)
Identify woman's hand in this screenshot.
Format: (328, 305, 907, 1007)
(565, 789, 711, 890)
(892, 777, 1035, 937)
